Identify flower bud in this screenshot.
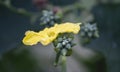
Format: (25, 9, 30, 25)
(61, 49, 67, 56)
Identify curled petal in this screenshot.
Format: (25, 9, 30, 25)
(22, 22, 81, 45)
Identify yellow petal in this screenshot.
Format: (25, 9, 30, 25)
(22, 22, 81, 46)
(22, 31, 42, 45)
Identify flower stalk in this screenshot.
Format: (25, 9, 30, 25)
(61, 55, 67, 72)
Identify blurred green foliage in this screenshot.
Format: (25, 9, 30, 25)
(0, 45, 40, 72)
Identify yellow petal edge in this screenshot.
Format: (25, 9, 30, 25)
(22, 22, 81, 46)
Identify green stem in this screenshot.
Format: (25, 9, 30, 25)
(61, 55, 67, 72)
(0, 0, 33, 17)
(62, 2, 84, 15)
(54, 51, 61, 66)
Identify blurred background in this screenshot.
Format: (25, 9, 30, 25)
(0, 0, 120, 72)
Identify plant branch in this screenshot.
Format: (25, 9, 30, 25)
(62, 2, 84, 15)
(0, 0, 33, 17)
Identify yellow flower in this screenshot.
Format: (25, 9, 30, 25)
(22, 22, 81, 46)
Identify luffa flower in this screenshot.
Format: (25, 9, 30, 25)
(22, 22, 81, 45)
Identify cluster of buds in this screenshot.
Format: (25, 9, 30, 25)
(80, 23, 99, 38)
(53, 33, 76, 65)
(40, 10, 61, 27)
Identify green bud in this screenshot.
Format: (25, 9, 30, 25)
(68, 38, 72, 42)
(61, 49, 67, 56)
(88, 32, 92, 37)
(56, 43, 62, 48)
(66, 44, 71, 49)
(62, 41, 66, 45)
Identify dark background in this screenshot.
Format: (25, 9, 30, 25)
(0, 0, 120, 72)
